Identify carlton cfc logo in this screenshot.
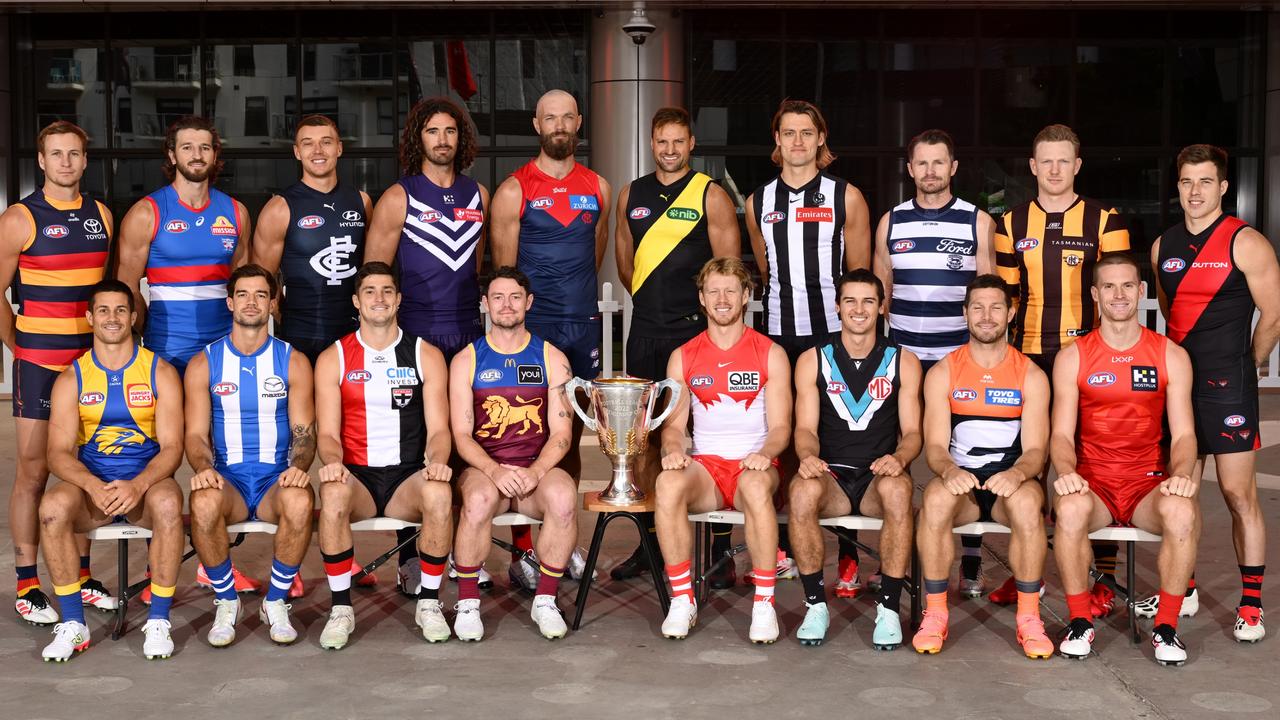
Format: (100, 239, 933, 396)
(43, 225, 70, 238)
(297, 215, 325, 230)
(346, 370, 372, 383)
(952, 388, 978, 401)
(165, 219, 189, 234)
(892, 239, 915, 253)
(629, 207, 651, 220)
(1162, 258, 1186, 273)
(1015, 238, 1038, 252)
(212, 382, 238, 396)
(762, 211, 786, 224)
(1087, 371, 1117, 387)
(1224, 415, 1246, 427)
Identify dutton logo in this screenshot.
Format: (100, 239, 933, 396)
(1087, 371, 1117, 387)
(827, 381, 847, 394)
(952, 388, 978, 402)
(1224, 415, 1246, 427)
(1161, 258, 1186, 273)
(297, 215, 325, 230)
(417, 211, 442, 223)
(794, 207, 834, 223)
(454, 208, 484, 223)
(212, 382, 238, 396)
(1015, 238, 1038, 252)
(79, 392, 105, 406)
(43, 225, 70, 238)
(690, 375, 713, 388)
(892, 239, 915, 253)
(868, 376, 893, 401)
(529, 197, 554, 210)
(478, 368, 502, 383)
(165, 219, 189, 234)
(762, 211, 786, 224)
(629, 207, 651, 220)
(127, 384, 154, 408)
(345, 370, 372, 384)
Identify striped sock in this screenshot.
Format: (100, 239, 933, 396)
(205, 557, 237, 602)
(265, 558, 300, 603)
(455, 563, 483, 601)
(16, 565, 39, 597)
(1015, 579, 1042, 617)
(54, 581, 85, 625)
(535, 562, 565, 598)
(752, 566, 777, 604)
(322, 549, 354, 607)
(1240, 565, 1264, 609)
(417, 552, 447, 601)
(665, 560, 694, 602)
(79, 555, 91, 581)
(147, 583, 175, 620)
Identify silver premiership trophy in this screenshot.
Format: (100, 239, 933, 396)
(566, 376, 681, 505)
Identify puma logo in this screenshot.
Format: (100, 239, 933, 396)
(323, 203, 336, 212)
(659, 193, 670, 201)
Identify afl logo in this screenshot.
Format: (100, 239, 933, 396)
(629, 207, 651, 220)
(1015, 238, 1038, 252)
(529, 197, 554, 210)
(826, 381, 847, 394)
(478, 369, 502, 383)
(892, 239, 915, 253)
(416, 211, 442, 223)
(212, 382, 238, 396)
(1161, 258, 1186, 273)
(79, 392, 105, 406)
(346, 370, 372, 384)
(43, 225, 70, 238)
(951, 388, 978, 402)
(297, 215, 325, 230)
(1087, 371, 1117, 387)
(165, 220, 189, 234)
(762, 211, 786, 224)
(1224, 415, 1246, 427)
(690, 375, 713, 388)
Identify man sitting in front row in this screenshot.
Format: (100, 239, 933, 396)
(1051, 254, 1199, 666)
(655, 257, 792, 644)
(39, 279, 185, 661)
(450, 266, 578, 641)
(912, 274, 1054, 659)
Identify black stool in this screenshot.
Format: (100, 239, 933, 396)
(572, 491, 669, 630)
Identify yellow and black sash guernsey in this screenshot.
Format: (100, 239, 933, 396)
(994, 196, 1128, 357)
(12, 191, 110, 370)
(627, 171, 713, 338)
(74, 345, 160, 482)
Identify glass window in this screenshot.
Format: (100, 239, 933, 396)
(979, 42, 1071, 147)
(492, 10, 588, 147)
(1075, 45, 1164, 146)
(691, 39, 783, 147)
(215, 158, 302, 218)
(402, 39, 492, 146)
(809, 41, 879, 148)
(107, 158, 169, 220)
(882, 42, 976, 146)
(112, 42, 201, 149)
(207, 44, 296, 148)
(244, 97, 270, 138)
(25, 47, 108, 148)
(1078, 155, 1162, 253)
(304, 42, 397, 148)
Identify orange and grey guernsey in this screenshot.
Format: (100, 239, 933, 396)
(995, 197, 1128, 356)
(12, 191, 111, 370)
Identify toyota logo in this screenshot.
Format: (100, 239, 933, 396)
(342, 210, 362, 222)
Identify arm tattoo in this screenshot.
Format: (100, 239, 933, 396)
(289, 421, 317, 469)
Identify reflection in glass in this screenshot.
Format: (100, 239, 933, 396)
(113, 43, 204, 148)
(304, 43, 398, 148)
(30, 48, 108, 144)
(207, 44, 296, 149)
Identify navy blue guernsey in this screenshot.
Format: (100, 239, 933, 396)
(278, 181, 366, 345)
(396, 173, 486, 338)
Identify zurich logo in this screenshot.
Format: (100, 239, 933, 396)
(1161, 258, 1186, 273)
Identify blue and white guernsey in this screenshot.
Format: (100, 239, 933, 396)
(206, 334, 292, 476)
(886, 197, 979, 363)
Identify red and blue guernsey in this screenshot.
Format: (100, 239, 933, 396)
(513, 161, 602, 323)
(143, 185, 241, 372)
(469, 333, 550, 467)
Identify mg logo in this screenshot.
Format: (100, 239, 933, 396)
(868, 376, 893, 401)
(310, 235, 358, 286)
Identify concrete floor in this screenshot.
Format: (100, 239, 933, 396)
(1, 402, 1279, 719)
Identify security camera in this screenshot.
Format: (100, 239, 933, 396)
(623, 6, 655, 45)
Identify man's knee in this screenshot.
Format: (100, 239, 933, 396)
(1004, 482, 1045, 523)
(459, 482, 498, 525)
(736, 471, 775, 511)
(277, 485, 315, 523)
(1219, 480, 1259, 517)
(537, 473, 577, 527)
(655, 470, 692, 510)
(1158, 495, 1199, 537)
(189, 487, 225, 526)
(144, 483, 184, 527)
(38, 486, 80, 529)
(319, 483, 353, 522)
(876, 475, 914, 516)
(1053, 493, 1094, 533)
(420, 481, 452, 522)
(919, 481, 958, 524)
(787, 475, 825, 518)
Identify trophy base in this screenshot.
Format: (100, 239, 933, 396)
(596, 485, 647, 506)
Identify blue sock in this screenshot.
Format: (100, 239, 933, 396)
(147, 583, 175, 620)
(54, 581, 85, 625)
(206, 558, 237, 601)
(265, 558, 300, 603)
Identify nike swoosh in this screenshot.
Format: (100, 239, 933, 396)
(789, 196, 801, 204)
(718, 361, 733, 368)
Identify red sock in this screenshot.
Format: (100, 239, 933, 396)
(752, 567, 777, 604)
(1187, 576, 1196, 591)
(665, 560, 694, 602)
(511, 526, 534, 560)
(1066, 592, 1092, 622)
(455, 563, 483, 601)
(1153, 589, 1184, 629)
(535, 562, 565, 597)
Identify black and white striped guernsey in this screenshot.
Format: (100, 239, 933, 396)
(752, 171, 848, 337)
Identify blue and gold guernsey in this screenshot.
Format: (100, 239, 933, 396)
(73, 345, 161, 482)
(469, 333, 550, 467)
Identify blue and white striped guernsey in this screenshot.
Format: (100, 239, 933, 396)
(206, 334, 292, 474)
(886, 197, 979, 363)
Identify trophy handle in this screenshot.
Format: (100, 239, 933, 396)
(646, 378, 682, 429)
(564, 377, 598, 431)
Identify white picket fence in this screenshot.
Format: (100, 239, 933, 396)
(4, 285, 1275, 393)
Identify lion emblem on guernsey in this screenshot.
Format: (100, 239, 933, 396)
(476, 395, 544, 439)
(93, 426, 145, 455)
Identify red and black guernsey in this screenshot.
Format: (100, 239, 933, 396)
(1157, 214, 1254, 373)
(336, 329, 427, 468)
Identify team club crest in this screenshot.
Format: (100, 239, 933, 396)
(475, 395, 544, 439)
(93, 426, 145, 455)
(391, 386, 415, 409)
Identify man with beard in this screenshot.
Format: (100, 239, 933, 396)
(184, 265, 317, 647)
(116, 115, 258, 596)
(365, 99, 490, 594)
(609, 106, 740, 583)
(38, 280, 184, 661)
(1149, 144, 1280, 642)
(490, 89, 612, 484)
(450, 267, 577, 641)
(911, 274, 1053, 659)
(653, 257, 792, 644)
(1051, 255, 1199, 665)
(873, 128, 995, 600)
(0, 121, 115, 624)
